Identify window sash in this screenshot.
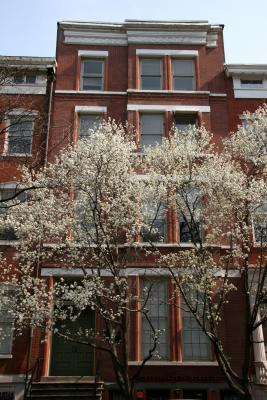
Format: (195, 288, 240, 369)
(7, 118, 33, 155)
(253, 201, 267, 243)
(140, 59, 163, 90)
(81, 60, 104, 90)
(140, 114, 164, 150)
(175, 114, 197, 132)
(182, 300, 210, 361)
(172, 60, 195, 90)
(78, 114, 101, 138)
(141, 279, 169, 360)
(141, 202, 166, 242)
(0, 189, 26, 240)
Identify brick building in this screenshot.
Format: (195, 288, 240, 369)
(0, 20, 267, 400)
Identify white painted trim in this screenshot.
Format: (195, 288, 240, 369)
(127, 89, 209, 95)
(128, 361, 218, 366)
(75, 106, 107, 113)
(0, 375, 26, 383)
(78, 50, 108, 57)
(55, 90, 127, 95)
(127, 104, 210, 112)
(0, 355, 12, 359)
(136, 49, 198, 57)
(40, 267, 239, 277)
(5, 109, 39, 117)
(209, 93, 227, 97)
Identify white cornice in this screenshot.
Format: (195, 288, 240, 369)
(61, 20, 221, 48)
(127, 104, 210, 112)
(225, 64, 267, 77)
(55, 90, 127, 95)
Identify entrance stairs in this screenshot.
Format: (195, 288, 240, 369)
(26, 376, 104, 400)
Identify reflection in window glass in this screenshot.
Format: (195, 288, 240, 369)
(78, 115, 101, 138)
(140, 114, 164, 150)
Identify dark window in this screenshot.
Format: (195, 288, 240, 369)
(175, 114, 197, 133)
(26, 75, 36, 84)
(179, 188, 201, 243)
(141, 280, 169, 360)
(140, 114, 164, 150)
(172, 60, 195, 90)
(253, 201, 267, 243)
(0, 189, 26, 240)
(7, 117, 33, 155)
(221, 391, 242, 400)
(78, 114, 101, 138)
(183, 389, 207, 400)
(0, 393, 14, 400)
(141, 202, 166, 242)
(240, 79, 263, 87)
(13, 75, 24, 84)
(146, 390, 170, 400)
(81, 60, 104, 90)
(140, 59, 163, 90)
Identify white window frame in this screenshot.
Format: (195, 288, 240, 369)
(79, 51, 108, 92)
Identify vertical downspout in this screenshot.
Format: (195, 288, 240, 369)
(44, 64, 56, 166)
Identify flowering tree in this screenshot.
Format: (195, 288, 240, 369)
(3, 121, 165, 400)
(145, 105, 267, 400)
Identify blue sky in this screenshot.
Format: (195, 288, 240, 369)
(1, 0, 266, 64)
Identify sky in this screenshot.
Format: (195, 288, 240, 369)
(1, 0, 267, 64)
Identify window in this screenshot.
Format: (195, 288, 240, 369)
(140, 114, 164, 150)
(0, 187, 26, 240)
(81, 59, 104, 90)
(141, 279, 169, 360)
(13, 74, 36, 84)
(141, 202, 166, 243)
(6, 117, 33, 155)
(0, 286, 15, 355)
(240, 79, 263, 88)
(183, 390, 207, 400)
(175, 114, 197, 133)
(140, 59, 163, 90)
(253, 200, 267, 244)
(182, 298, 210, 361)
(172, 60, 195, 90)
(78, 114, 101, 138)
(178, 188, 201, 243)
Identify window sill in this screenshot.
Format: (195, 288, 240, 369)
(0, 240, 18, 246)
(128, 361, 218, 366)
(0, 354, 12, 359)
(1, 153, 32, 158)
(127, 89, 210, 95)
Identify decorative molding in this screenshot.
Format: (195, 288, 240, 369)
(209, 93, 227, 97)
(136, 49, 198, 57)
(64, 30, 127, 46)
(55, 90, 127, 95)
(61, 20, 221, 47)
(5, 108, 39, 117)
(75, 105, 107, 113)
(225, 64, 267, 77)
(78, 50, 109, 57)
(127, 104, 211, 112)
(128, 361, 218, 366)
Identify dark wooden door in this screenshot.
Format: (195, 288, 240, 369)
(50, 309, 95, 376)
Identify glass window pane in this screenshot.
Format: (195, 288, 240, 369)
(13, 75, 24, 84)
(141, 59, 161, 75)
(83, 60, 103, 75)
(172, 60, 194, 76)
(141, 77, 162, 90)
(79, 115, 101, 137)
(141, 280, 169, 360)
(26, 75, 36, 84)
(8, 119, 33, 154)
(141, 114, 164, 135)
(173, 77, 194, 90)
(82, 77, 103, 90)
(0, 322, 13, 354)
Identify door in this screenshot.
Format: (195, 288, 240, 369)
(50, 308, 95, 376)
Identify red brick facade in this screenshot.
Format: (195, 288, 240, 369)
(0, 21, 267, 400)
